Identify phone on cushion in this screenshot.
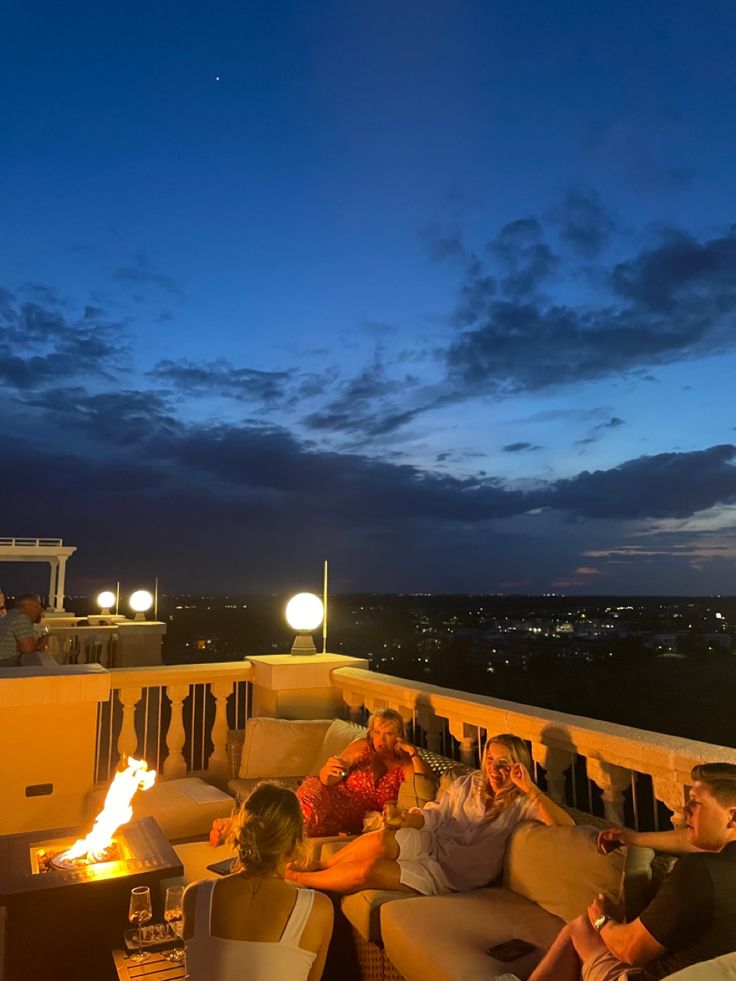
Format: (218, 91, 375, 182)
(486, 938, 537, 961)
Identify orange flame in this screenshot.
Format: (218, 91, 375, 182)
(60, 757, 156, 864)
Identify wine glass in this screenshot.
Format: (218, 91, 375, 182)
(162, 885, 186, 961)
(128, 886, 152, 963)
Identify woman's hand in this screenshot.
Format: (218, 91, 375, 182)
(508, 762, 534, 795)
(394, 739, 418, 760)
(209, 816, 233, 847)
(597, 827, 634, 854)
(320, 756, 348, 786)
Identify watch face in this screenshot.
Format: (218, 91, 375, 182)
(594, 914, 608, 932)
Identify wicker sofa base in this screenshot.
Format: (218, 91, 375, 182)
(352, 927, 406, 981)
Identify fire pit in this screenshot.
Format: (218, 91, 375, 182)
(1, 817, 183, 981)
(0, 758, 183, 981)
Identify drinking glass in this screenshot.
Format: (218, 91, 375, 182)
(162, 885, 186, 961)
(128, 886, 152, 963)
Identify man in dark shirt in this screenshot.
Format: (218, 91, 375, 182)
(529, 762, 736, 981)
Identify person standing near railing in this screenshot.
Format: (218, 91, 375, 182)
(0, 592, 47, 666)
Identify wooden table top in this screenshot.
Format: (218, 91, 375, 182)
(112, 947, 186, 980)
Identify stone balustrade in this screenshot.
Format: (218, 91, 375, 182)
(330, 665, 736, 827)
(3, 654, 735, 838)
(100, 662, 254, 786)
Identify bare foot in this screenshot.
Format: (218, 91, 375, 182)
(284, 861, 323, 882)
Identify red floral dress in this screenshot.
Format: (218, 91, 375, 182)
(296, 746, 406, 836)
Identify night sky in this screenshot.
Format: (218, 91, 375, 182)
(3, 1, 736, 595)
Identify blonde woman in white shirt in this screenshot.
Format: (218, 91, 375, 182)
(286, 733, 573, 896)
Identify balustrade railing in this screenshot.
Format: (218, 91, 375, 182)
(331, 666, 736, 830)
(96, 662, 254, 785)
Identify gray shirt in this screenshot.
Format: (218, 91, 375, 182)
(0, 609, 34, 664)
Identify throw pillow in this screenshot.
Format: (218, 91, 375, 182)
(238, 717, 331, 779)
(308, 718, 367, 775)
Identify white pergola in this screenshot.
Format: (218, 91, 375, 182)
(0, 538, 77, 612)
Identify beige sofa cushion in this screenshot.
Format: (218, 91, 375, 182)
(503, 823, 646, 923)
(308, 718, 367, 774)
(87, 777, 234, 842)
(238, 717, 331, 779)
(381, 887, 563, 981)
(666, 954, 736, 979)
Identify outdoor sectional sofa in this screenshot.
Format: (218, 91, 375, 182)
(90, 716, 736, 981)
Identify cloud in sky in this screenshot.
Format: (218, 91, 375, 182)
(0, 290, 129, 389)
(445, 226, 736, 400)
(149, 359, 292, 408)
(3, 186, 736, 593)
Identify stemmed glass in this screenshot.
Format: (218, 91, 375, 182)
(128, 886, 153, 963)
(162, 885, 186, 961)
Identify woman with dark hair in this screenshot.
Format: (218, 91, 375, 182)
(296, 707, 433, 836)
(287, 733, 573, 895)
(183, 784, 333, 981)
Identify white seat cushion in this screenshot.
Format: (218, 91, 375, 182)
(381, 888, 563, 981)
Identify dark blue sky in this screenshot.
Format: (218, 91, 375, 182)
(3, 1, 736, 595)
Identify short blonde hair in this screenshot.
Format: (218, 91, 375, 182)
(367, 708, 405, 740)
(230, 783, 305, 875)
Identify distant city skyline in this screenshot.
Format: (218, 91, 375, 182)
(2, 2, 736, 594)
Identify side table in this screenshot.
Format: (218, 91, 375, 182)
(112, 948, 186, 980)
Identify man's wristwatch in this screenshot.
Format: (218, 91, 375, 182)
(593, 913, 611, 933)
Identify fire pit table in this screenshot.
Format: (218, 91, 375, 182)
(0, 816, 183, 981)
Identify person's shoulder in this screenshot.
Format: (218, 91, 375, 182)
(6, 609, 31, 626)
(308, 888, 334, 923)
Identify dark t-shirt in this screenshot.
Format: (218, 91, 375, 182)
(639, 840, 736, 979)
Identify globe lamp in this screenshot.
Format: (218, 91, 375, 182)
(285, 592, 324, 655)
(96, 590, 116, 616)
(129, 589, 154, 621)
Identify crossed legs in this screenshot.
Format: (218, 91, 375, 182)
(286, 829, 417, 894)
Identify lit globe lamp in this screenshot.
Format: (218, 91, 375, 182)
(129, 589, 154, 621)
(285, 592, 324, 655)
(96, 590, 116, 616)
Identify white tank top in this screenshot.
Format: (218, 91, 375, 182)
(185, 878, 317, 981)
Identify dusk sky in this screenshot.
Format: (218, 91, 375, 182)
(3, 1, 736, 595)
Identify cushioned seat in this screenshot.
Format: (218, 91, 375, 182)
(86, 776, 235, 842)
(381, 887, 563, 981)
(339, 824, 653, 979)
(666, 954, 736, 979)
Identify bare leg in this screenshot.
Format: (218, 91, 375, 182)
(528, 921, 582, 981)
(323, 830, 398, 868)
(286, 857, 416, 894)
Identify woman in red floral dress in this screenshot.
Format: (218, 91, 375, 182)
(296, 709, 433, 837)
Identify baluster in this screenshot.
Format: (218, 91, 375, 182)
(116, 686, 142, 764)
(652, 776, 687, 828)
(531, 743, 570, 804)
(449, 721, 477, 766)
(586, 758, 630, 825)
(342, 690, 365, 724)
(207, 681, 232, 779)
(164, 683, 189, 778)
(417, 707, 442, 753)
